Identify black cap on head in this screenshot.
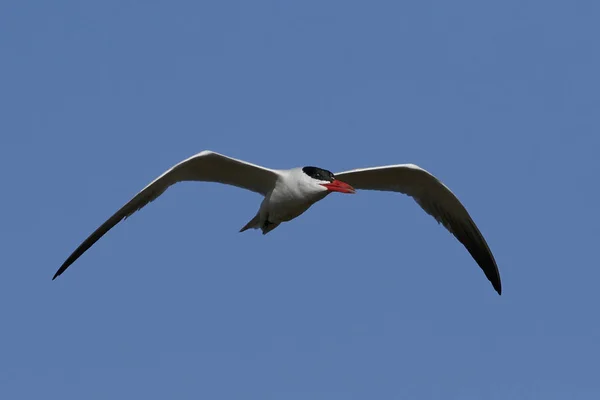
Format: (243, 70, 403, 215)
(302, 166, 335, 182)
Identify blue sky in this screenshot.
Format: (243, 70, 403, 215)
(1, 1, 599, 398)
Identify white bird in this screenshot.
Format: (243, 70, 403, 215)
(53, 150, 502, 295)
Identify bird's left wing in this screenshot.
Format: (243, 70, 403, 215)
(53, 151, 279, 279)
(335, 164, 501, 295)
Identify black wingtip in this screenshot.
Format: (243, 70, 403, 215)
(52, 266, 64, 281)
(52, 259, 72, 280)
(492, 279, 502, 296)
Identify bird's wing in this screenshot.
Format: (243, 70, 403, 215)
(335, 164, 501, 295)
(53, 150, 279, 279)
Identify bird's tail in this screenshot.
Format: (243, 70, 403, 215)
(239, 213, 260, 233)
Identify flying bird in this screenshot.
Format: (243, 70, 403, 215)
(53, 150, 501, 294)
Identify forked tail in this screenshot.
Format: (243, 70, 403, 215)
(239, 213, 280, 234)
(239, 213, 260, 233)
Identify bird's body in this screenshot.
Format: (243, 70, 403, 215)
(242, 167, 344, 234)
(53, 150, 502, 295)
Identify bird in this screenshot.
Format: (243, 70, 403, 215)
(52, 150, 502, 295)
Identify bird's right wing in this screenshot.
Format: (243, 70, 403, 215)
(335, 164, 501, 295)
(53, 151, 279, 279)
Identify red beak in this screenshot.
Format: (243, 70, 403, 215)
(320, 179, 356, 194)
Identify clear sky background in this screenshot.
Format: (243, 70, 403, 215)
(1, 1, 599, 399)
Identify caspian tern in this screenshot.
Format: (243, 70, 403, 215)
(53, 150, 502, 295)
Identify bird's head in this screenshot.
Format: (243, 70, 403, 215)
(301, 166, 355, 194)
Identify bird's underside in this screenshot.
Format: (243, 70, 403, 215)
(53, 150, 502, 295)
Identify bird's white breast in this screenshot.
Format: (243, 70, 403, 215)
(261, 168, 328, 223)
